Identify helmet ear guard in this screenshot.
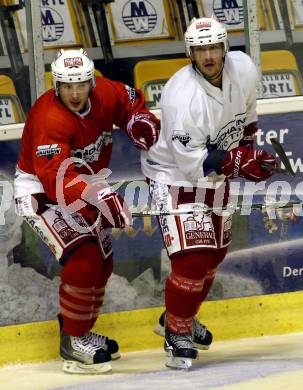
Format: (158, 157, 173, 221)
(184, 16, 229, 57)
(51, 48, 96, 95)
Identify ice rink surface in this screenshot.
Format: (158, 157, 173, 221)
(1, 333, 303, 390)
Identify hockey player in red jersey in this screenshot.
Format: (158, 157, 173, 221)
(14, 48, 160, 374)
(141, 17, 276, 369)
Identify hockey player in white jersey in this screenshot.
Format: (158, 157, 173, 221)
(141, 17, 276, 369)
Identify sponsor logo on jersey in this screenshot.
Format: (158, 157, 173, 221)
(164, 233, 174, 247)
(71, 132, 112, 166)
(159, 207, 175, 248)
(172, 131, 191, 147)
(222, 215, 232, 245)
(183, 211, 216, 247)
(212, 113, 246, 150)
(41, 7, 64, 42)
(25, 216, 50, 245)
(64, 57, 83, 68)
(213, 0, 244, 26)
(36, 144, 62, 159)
(125, 85, 136, 105)
(52, 209, 82, 244)
(122, 0, 157, 34)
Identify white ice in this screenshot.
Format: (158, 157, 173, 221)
(0, 332, 303, 390)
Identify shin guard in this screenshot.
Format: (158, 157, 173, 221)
(165, 250, 213, 333)
(199, 247, 228, 303)
(60, 242, 106, 336)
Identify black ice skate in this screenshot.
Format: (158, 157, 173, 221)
(60, 330, 112, 374)
(85, 331, 120, 360)
(58, 314, 120, 361)
(154, 311, 213, 350)
(164, 329, 198, 369)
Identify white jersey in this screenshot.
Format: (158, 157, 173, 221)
(141, 51, 258, 188)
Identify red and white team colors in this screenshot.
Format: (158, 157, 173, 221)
(14, 77, 154, 260)
(141, 51, 258, 255)
(141, 51, 258, 189)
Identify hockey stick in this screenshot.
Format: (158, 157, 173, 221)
(131, 200, 303, 217)
(270, 138, 296, 177)
(261, 138, 295, 177)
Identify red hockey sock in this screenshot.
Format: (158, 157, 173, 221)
(60, 241, 105, 336)
(165, 250, 212, 333)
(88, 254, 113, 330)
(199, 247, 228, 303)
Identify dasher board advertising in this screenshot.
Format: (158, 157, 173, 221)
(201, 0, 245, 30)
(109, 0, 175, 42)
(15, 0, 82, 50)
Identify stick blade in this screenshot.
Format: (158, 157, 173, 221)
(270, 138, 296, 177)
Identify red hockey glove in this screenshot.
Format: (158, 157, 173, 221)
(83, 185, 132, 229)
(239, 122, 258, 147)
(127, 113, 160, 150)
(221, 146, 276, 182)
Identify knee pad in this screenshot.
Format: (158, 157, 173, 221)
(171, 250, 213, 280)
(61, 241, 103, 287)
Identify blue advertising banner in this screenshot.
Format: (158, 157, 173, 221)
(257, 112, 303, 186)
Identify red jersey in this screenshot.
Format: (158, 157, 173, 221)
(16, 77, 150, 215)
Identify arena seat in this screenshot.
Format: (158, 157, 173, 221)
(44, 72, 52, 91)
(261, 50, 303, 98)
(95, 69, 103, 78)
(134, 58, 190, 109)
(0, 75, 16, 95)
(0, 75, 25, 124)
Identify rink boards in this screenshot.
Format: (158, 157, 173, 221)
(1, 290, 303, 366)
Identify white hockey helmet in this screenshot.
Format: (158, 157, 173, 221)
(51, 48, 96, 93)
(184, 17, 228, 57)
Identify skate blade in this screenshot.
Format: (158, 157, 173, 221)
(111, 351, 121, 360)
(62, 359, 112, 374)
(165, 355, 193, 370)
(154, 324, 165, 337)
(195, 342, 210, 351)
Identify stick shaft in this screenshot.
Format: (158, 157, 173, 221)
(131, 200, 303, 217)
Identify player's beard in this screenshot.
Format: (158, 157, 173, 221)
(203, 63, 224, 82)
(193, 56, 225, 86)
